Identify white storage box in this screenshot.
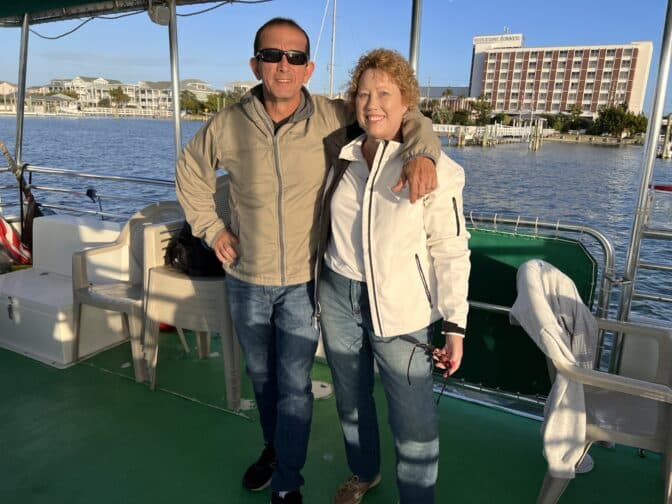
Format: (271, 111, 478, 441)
(0, 214, 125, 367)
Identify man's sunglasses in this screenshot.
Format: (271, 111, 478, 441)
(255, 48, 308, 65)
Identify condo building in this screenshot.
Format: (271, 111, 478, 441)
(469, 34, 652, 117)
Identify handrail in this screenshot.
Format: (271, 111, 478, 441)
(467, 212, 616, 319)
(24, 165, 174, 186)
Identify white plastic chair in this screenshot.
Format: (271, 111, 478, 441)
(141, 176, 241, 410)
(512, 260, 672, 504)
(72, 201, 184, 382)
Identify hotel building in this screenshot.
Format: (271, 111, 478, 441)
(469, 34, 652, 117)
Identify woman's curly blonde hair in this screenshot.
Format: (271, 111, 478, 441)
(346, 48, 419, 109)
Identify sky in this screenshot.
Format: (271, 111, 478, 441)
(0, 0, 670, 112)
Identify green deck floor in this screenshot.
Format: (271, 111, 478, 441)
(0, 331, 664, 503)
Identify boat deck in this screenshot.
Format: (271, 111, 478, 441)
(1, 331, 664, 503)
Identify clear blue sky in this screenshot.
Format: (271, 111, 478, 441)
(0, 0, 670, 112)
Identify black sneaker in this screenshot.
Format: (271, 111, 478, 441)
(242, 444, 276, 491)
(271, 490, 302, 503)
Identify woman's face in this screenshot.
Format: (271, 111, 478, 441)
(355, 69, 408, 142)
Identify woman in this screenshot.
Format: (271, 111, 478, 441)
(314, 48, 471, 504)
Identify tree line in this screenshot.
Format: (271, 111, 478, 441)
(427, 98, 648, 138)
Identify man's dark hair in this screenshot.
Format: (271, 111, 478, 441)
(253, 17, 311, 60)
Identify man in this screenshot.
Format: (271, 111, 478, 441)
(176, 18, 441, 504)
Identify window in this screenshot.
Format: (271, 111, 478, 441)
(552, 103, 560, 111)
(556, 72, 565, 80)
(574, 50, 584, 58)
(540, 82, 549, 90)
(559, 50, 568, 58)
(510, 92, 519, 100)
(538, 93, 547, 101)
(525, 92, 533, 100)
(606, 49, 616, 57)
(545, 51, 553, 58)
(526, 82, 535, 89)
(512, 82, 520, 90)
(527, 72, 536, 79)
(573, 60, 583, 68)
(553, 92, 562, 100)
(496, 101, 504, 109)
(486, 72, 495, 80)
(599, 92, 609, 101)
(585, 82, 594, 90)
(582, 103, 592, 111)
(501, 62, 509, 70)
(583, 93, 592, 101)
(587, 71, 596, 80)
(529, 51, 538, 59)
(590, 49, 600, 57)
(570, 82, 579, 90)
(543, 61, 552, 69)
(497, 92, 505, 99)
(542, 71, 550, 79)
(571, 72, 580, 80)
(623, 48, 633, 56)
(510, 102, 518, 110)
(603, 71, 612, 80)
(557, 61, 566, 69)
(502, 52, 510, 58)
(513, 72, 521, 80)
(622, 59, 631, 68)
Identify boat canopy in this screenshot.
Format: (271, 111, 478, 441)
(0, 0, 217, 26)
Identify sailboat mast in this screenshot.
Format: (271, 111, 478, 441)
(329, 0, 336, 98)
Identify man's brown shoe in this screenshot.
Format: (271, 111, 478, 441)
(333, 474, 381, 504)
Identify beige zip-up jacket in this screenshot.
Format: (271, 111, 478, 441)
(176, 85, 440, 286)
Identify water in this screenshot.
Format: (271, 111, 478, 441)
(0, 116, 669, 322)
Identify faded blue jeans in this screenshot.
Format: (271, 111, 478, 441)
(225, 275, 319, 493)
(319, 266, 439, 504)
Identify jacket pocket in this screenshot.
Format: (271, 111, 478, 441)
(415, 254, 433, 308)
(452, 197, 461, 236)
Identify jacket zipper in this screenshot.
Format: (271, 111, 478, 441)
(366, 141, 388, 336)
(452, 197, 461, 236)
(414, 254, 434, 308)
(272, 135, 286, 284)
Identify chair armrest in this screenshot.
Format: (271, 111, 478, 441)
(554, 360, 672, 404)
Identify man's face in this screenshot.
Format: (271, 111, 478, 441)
(249, 24, 315, 106)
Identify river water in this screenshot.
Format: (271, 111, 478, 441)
(0, 116, 669, 322)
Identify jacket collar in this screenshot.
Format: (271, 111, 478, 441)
(242, 84, 315, 126)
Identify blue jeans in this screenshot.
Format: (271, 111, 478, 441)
(225, 275, 319, 492)
(319, 266, 439, 504)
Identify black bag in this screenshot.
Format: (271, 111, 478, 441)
(164, 222, 225, 276)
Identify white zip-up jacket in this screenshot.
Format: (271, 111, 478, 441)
(316, 127, 471, 337)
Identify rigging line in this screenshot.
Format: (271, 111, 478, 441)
(29, 10, 143, 40)
(177, 0, 273, 17)
(313, 0, 331, 67)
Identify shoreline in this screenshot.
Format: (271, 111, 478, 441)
(0, 110, 208, 121)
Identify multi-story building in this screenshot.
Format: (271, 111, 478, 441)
(469, 34, 652, 117)
(41, 77, 221, 111)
